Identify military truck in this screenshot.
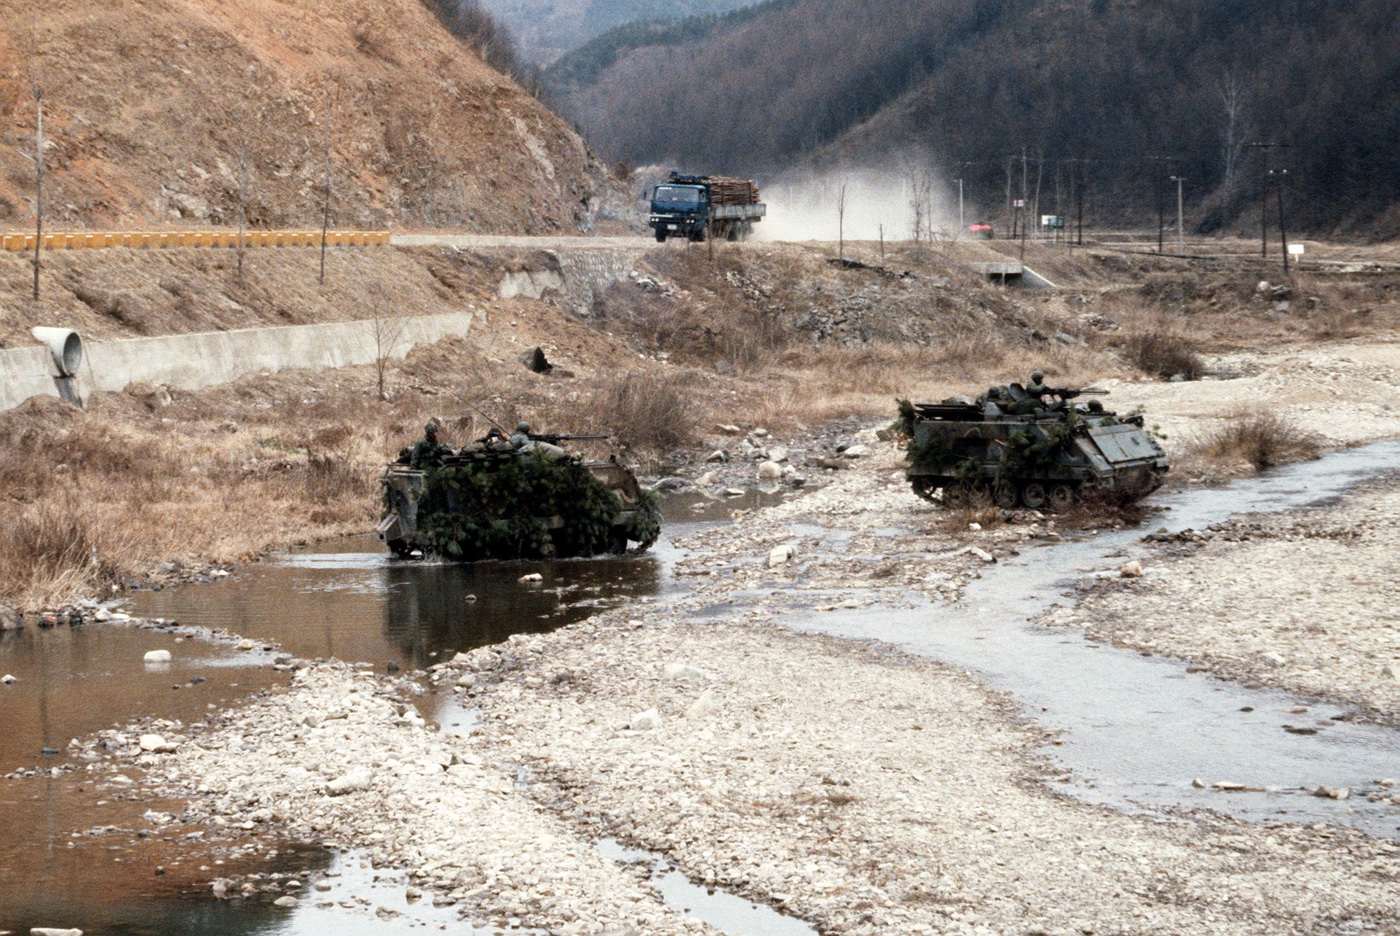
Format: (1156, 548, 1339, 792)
(649, 172, 766, 243)
(897, 382, 1169, 510)
(377, 441, 661, 561)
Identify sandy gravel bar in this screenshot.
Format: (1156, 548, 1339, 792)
(1045, 479, 1400, 722)
(460, 612, 1400, 935)
(126, 664, 707, 934)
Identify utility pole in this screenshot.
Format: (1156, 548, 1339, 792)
(1246, 142, 1291, 258)
(319, 123, 331, 286)
(236, 139, 247, 285)
(1156, 173, 1164, 255)
(1075, 160, 1086, 247)
(1270, 168, 1291, 276)
(1170, 175, 1186, 252)
(32, 86, 43, 302)
(955, 178, 964, 235)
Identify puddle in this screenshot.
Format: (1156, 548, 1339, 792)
(596, 838, 816, 936)
(0, 847, 500, 936)
(785, 440, 1400, 837)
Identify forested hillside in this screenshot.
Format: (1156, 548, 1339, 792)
(549, 0, 1400, 237)
(476, 0, 757, 63)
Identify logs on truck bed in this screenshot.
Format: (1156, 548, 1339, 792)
(707, 176, 760, 206)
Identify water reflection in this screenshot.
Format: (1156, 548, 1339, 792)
(126, 536, 672, 671)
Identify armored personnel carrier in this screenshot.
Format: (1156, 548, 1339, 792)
(377, 440, 661, 561)
(897, 382, 1168, 510)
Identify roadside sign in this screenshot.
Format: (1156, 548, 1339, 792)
(1041, 215, 1065, 229)
(1013, 199, 1026, 208)
(1288, 244, 1305, 256)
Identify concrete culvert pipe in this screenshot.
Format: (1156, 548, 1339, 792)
(30, 327, 83, 377)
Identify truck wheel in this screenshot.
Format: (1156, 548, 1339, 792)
(690, 227, 706, 243)
(1020, 482, 1048, 509)
(909, 477, 938, 502)
(654, 229, 667, 243)
(1048, 483, 1075, 512)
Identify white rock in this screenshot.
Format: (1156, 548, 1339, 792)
(327, 769, 375, 795)
(767, 446, 789, 463)
(1, 673, 15, 685)
(686, 690, 717, 719)
(517, 573, 544, 584)
(716, 424, 742, 435)
(1382, 664, 1398, 680)
(139, 734, 178, 753)
(967, 522, 982, 532)
(1118, 560, 1144, 578)
(1191, 777, 1206, 789)
(629, 708, 661, 731)
(757, 461, 783, 480)
(969, 547, 995, 563)
(273, 895, 300, 908)
(724, 488, 745, 497)
(705, 450, 729, 463)
(236, 639, 255, 651)
(143, 649, 172, 664)
(664, 663, 707, 682)
(696, 471, 717, 486)
(767, 544, 797, 568)
(31, 929, 84, 936)
(841, 444, 871, 458)
(1261, 652, 1286, 667)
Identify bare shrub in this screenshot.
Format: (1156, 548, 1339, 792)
(1123, 331, 1203, 380)
(581, 371, 701, 450)
(1192, 412, 1323, 470)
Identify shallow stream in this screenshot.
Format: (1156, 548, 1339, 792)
(787, 440, 1400, 837)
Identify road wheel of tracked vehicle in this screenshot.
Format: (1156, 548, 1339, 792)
(992, 483, 1019, 508)
(1020, 481, 1048, 510)
(943, 485, 969, 508)
(1047, 483, 1076, 512)
(655, 229, 667, 243)
(910, 477, 938, 502)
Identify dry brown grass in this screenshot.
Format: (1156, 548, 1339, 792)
(1188, 411, 1324, 471)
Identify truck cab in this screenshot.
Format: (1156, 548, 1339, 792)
(649, 183, 709, 242)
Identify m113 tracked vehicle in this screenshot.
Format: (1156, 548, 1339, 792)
(378, 436, 661, 561)
(897, 379, 1169, 511)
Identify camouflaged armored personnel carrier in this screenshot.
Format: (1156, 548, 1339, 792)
(897, 381, 1168, 510)
(377, 440, 661, 561)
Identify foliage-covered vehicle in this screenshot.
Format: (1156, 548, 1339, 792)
(377, 448, 661, 561)
(895, 383, 1169, 510)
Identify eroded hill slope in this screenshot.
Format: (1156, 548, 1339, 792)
(0, 0, 622, 233)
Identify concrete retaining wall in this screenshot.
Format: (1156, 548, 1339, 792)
(0, 311, 476, 412)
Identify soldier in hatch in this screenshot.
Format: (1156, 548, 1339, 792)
(410, 419, 455, 469)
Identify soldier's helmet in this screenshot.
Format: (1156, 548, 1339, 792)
(425, 419, 440, 435)
(516, 421, 531, 434)
(1031, 370, 1045, 383)
(486, 427, 505, 439)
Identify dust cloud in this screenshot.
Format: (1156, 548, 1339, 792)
(754, 167, 962, 243)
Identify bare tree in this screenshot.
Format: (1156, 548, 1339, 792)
(365, 303, 410, 401)
(1218, 70, 1249, 206)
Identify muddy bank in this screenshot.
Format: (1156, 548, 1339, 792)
(1046, 477, 1400, 724)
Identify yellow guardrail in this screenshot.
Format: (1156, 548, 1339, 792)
(0, 230, 392, 252)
